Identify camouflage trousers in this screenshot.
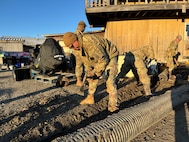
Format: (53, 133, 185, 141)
(72, 50, 84, 78)
(166, 57, 176, 73)
(116, 52, 139, 83)
(87, 56, 119, 108)
(134, 55, 151, 86)
(116, 52, 151, 85)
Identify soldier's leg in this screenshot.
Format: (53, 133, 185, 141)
(134, 58, 151, 96)
(73, 50, 84, 86)
(106, 57, 119, 112)
(166, 57, 175, 81)
(80, 78, 98, 105)
(75, 67, 83, 86)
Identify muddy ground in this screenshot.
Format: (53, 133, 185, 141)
(0, 70, 189, 142)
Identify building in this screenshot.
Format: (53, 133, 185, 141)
(0, 36, 45, 66)
(43, 30, 104, 42)
(0, 36, 45, 52)
(42, 30, 105, 48)
(85, 0, 189, 62)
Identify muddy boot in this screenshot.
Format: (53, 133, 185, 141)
(108, 93, 119, 112)
(80, 94, 94, 105)
(143, 84, 152, 96)
(108, 105, 119, 113)
(76, 77, 82, 87)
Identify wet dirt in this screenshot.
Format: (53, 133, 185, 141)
(0, 70, 189, 142)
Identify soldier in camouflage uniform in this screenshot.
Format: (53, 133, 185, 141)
(72, 21, 86, 86)
(164, 35, 182, 80)
(63, 32, 119, 112)
(116, 45, 155, 96)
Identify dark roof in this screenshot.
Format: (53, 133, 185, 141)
(42, 29, 105, 37)
(0, 36, 45, 46)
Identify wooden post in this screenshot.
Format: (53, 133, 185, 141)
(99, 0, 102, 6)
(90, 0, 93, 7)
(114, 0, 118, 5)
(85, 0, 88, 7)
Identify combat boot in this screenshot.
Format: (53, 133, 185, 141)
(76, 77, 82, 87)
(108, 105, 119, 112)
(168, 73, 175, 82)
(80, 94, 94, 105)
(143, 84, 152, 96)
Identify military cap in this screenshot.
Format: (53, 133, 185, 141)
(176, 35, 182, 40)
(63, 32, 77, 47)
(78, 21, 86, 27)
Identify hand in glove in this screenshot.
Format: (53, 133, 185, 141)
(86, 69, 95, 78)
(87, 70, 101, 79)
(95, 71, 103, 78)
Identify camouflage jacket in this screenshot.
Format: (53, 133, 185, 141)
(132, 45, 155, 61)
(75, 29, 84, 48)
(79, 34, 119, 75)
(165, 40, 178, 59)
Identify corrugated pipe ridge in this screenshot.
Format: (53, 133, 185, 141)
(53, 85, 189, 142)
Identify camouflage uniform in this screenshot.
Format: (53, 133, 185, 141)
(72, 50, 84, 79)
(164, 35, 182, 81)
(164, 38, 180, 73)
(72, 30, 84, 85)
(116, 52, 140, 83)
(72, 21, 86, 86)
(79, 34, 119, 112)
(116, 45, 155, 96)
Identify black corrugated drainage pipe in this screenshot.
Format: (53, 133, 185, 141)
(52, 84, 189, 142)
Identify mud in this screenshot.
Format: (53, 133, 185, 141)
(0, 70, 189, 142)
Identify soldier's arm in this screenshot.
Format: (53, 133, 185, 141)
(89, 45, 109, 77)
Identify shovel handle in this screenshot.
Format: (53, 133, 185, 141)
(80, 72, 87, 92)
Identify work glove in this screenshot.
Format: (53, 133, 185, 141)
(95, 71, 103, 78)
(86, 69, 95, 78)
(87, 69, 101, 79)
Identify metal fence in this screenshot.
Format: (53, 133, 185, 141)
(85, 0, 189, 7)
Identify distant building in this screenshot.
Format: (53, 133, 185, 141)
(43, 30, 105, 40)
(0, 36, 45, 52)
(42, 29, 105, 47)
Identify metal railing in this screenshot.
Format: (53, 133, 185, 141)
(85, 0, 189, 8)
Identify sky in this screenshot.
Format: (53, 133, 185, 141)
(0, 0, 102, 38)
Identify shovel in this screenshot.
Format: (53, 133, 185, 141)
(80, 72, 87, 92)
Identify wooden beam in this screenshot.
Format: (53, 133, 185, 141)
(86, 4, 189, 13)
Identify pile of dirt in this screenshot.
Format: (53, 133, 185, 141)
(0, 70, 188, 142)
